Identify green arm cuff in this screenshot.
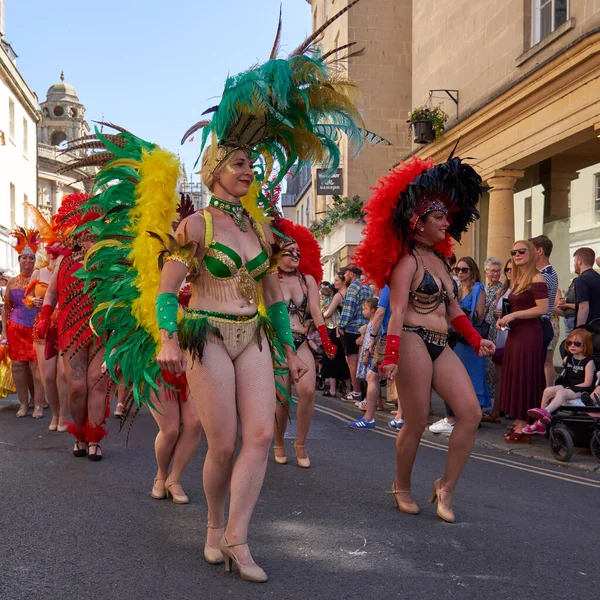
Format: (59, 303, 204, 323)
(266, 300, 295, 351)
(156, 292, 179, 337)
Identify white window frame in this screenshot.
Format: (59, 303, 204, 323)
(531, 0, 569, 46)
(22, 118, 28, 156)
(8, 98, 15, 141)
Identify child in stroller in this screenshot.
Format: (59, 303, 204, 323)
(523, 328, 596, 435)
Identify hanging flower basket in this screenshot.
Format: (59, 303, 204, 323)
(411, 120, 436, 144)
(407, 105, 448, 144)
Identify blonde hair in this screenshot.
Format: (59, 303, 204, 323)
(201, 146, 251, 192)
(511, 240, 540, 295)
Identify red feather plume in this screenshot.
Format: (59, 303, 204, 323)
(275, 218, 324, 284)
(354, 157, 454, 289)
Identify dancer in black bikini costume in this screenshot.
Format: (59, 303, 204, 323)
(355, 153, 495, 523)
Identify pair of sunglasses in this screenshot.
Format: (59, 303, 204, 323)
(565, 340, 582, 347)
(504, 267, 512, 273)
(510, 248, 527, 256)
(454, 267, 470, 274)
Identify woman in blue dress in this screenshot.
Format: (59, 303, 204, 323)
(454, 257, 491, 408)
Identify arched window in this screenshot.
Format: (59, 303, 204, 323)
(51, 131, 68, 146)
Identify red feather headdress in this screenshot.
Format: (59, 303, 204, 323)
(274, 217, 324, 284)
(10, 227, 40, 256)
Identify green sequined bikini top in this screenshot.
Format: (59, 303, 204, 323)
(198, 210, 270, 305)
(202, 210, 269, 282)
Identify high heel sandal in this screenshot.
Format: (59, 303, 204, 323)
(429, 479, 455, 523)
(151, 478, 167, 499)
(387, 481, 420, 515)
(16, 405, 28, 418)
(73, 440, 87, 458)
(165, 480, 189, 504)
(273, 444, 288, 465)
(88, 443, 103, 462)
(293, 442, 310, 468)
(32, 405, 44, 419)
(204, 524, 224, 565)
(114, 402, 126, 418)
(220, 534, 268, 583)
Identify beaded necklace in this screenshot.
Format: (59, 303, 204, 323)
(209, 196, 247, 232)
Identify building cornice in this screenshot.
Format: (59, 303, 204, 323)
(0, 43, 39, 122)
(411, 29, 600, 180)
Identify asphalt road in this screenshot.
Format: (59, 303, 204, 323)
(1, 395, 599, 600)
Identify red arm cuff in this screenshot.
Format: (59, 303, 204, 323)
(450, 314, 482, 352)
(35, 305, 54, 340)
(317, 325, 337, 356)
(379, 333, 400, 370)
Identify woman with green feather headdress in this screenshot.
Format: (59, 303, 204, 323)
(157, 0, 389, 582)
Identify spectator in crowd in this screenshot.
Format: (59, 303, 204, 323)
(556, 277, 577, 338)
(530, 235, 560, 386)
(320, 280, 350, 397)
(497, 240, 548, 443)
(430, 257, 489, 434)
(523, 328, 595, 435)
(483, 257, 503, 398)
(337, 266, 373, 402)
(574, 247, 600, 326)
(482, 259, 513, 423)
(348, 297, 381, 429)
(0, 273, 7, 334)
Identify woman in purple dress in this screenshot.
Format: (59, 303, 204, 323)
(496, 240, 548, 443)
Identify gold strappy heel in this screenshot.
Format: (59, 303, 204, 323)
(165, 480, 189, 504)
(151, 478, 166, 499)
(273, 444, 288, 465)
(430, 479, 455, 523)
(220, 535, 267, 583)
(204, 524, 224, 565)
(293, 442, 310, 468)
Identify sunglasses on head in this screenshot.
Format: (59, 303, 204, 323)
(510, 248, 527, 256)
(565, 340, 582, 348)
(454, 267, 470, 274)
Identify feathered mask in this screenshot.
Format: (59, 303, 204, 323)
(181, 0, 389, 193)
(10, 227, 40, 256)
(354, 153, 488, 289)
(274, 217, 323, 284)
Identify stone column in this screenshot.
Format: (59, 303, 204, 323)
(486, 170, 525, 261)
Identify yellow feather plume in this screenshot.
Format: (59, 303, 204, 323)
(129, 148, 181, 344)
(241, 181, 272, 224)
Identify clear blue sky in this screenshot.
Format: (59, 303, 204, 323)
(5, 0, 311, 179)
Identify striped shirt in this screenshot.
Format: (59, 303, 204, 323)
(541, 264, 559, 318)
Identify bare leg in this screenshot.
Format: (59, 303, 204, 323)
(12, 361, 30, 416)
(226, 338, 276, 567)
(169, 395, 203, 485)
(29, 362, 45, 418)
(149, 393, 181, 486)
(328, 377, 337, 396)
(545, 388, 579, 413)
(432, 348, 482, 500)
(57, 357, 69, 425)
(346, 354, 360, 393)
(36, 343, 59, 425)
(293, 342, 316, 459)
(394, 332, 433, 504)
(186, 342, 237, 549)
(62, 350, 88, 450)
(274, 369, 291, 455)
(364, 369, 380, 421)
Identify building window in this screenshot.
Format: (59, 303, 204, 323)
(306, 196, 311, 226)
(8, 98, 15, 140)
(22, 118, 28, 155)
(23, 195, 28, 226)
(524, 196, 532, 238)
(594, 174, 600, 222)
(531, 0, 568, 46)
(10, 183, 16, 228)
(51, 131, 68, 146)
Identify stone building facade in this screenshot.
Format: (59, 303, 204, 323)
(37, 73, 94, 221)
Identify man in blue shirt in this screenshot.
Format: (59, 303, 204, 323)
(338, 266, 373, 402)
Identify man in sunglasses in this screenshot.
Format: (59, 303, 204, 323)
(529, 235, 560, 386)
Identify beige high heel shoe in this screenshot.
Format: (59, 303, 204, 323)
(430, 479, 455, 523)
(388, 481, 420, 514)
(151, 478, 166, 500)
(204, 525, 224, 565)
(220, 535, 268, 583)
(165, 480, 189, 504)
(293, 442, 310, 468)
(273, 445, 288, 465)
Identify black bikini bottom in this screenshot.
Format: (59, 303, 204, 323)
(292, 332, 308, 351)
(403, 325, 448, 362)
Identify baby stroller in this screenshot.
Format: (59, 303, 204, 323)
(549, 323, 600, 463)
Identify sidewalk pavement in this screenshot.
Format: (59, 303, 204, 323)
(325, 388, 600, 474)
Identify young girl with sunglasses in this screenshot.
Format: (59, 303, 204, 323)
(523, 328, 596, 434)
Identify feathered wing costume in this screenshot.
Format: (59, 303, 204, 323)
(58, 126, 183, 411)
(354, 153, 487, 289)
